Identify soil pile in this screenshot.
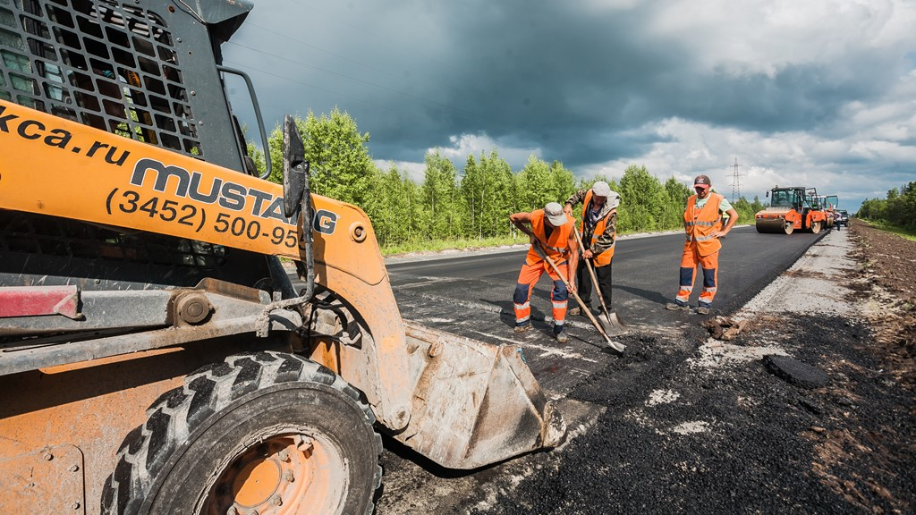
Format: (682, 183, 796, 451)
(850, 220, 916, 390)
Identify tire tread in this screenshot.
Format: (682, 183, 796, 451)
(101, 351, 381, 515)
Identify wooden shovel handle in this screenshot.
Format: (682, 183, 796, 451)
(572, 230, 613, 321)
(530, 241, 613, 344)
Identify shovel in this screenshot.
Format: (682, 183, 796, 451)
(531, 241, 625, 353)
(572, 230, 628, 337)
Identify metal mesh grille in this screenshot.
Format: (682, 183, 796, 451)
(0, 0, 203, 157)
(0, 211, 227, 269)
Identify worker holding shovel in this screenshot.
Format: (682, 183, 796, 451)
(510, 202, 578, 343)
(563, 182, 620, 320)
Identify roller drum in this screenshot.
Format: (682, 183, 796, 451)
(756, 219, 787, 233)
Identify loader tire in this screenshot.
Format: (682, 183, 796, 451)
(101, 351, 382, 515)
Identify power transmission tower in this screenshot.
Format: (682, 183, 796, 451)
(730, 158, 743, 202)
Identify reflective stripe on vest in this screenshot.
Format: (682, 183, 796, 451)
(526, 209, 574, 265)
(581, 189, 616, 266)
(684, 193, 724, 256)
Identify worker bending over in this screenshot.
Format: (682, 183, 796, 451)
(510, 202, 578, 343)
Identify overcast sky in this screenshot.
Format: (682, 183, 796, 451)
(223, 0, 916, 214)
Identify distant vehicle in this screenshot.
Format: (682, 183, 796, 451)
(835, 210, 849, 228)
(755, 186, 831, 234)
(820, 195, 839, 230)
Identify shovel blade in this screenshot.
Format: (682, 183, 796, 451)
(600, 311, 628, 337)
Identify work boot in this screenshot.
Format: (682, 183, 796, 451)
(568, 307, 581, 316)
(552, 325, 569, 343)
(696, 305, 711, 315)
(665, 302, 689, 311)
(513, 324, 531, 334)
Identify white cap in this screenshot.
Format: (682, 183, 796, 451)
(544, 202, 566, 226)
(592, 181, 611, 197)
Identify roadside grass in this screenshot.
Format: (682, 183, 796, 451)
(859, 219, 916, 242)
(381, 235, 529, 256)
(379, 226, 685, 256)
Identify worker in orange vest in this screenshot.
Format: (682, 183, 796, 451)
(563, 181, 620, 316)
(666, 175, 738, 315)
(510, 202, 579, 343)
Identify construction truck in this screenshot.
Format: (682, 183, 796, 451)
(754, 186, 830, 235)
(0, 1, 565, 514)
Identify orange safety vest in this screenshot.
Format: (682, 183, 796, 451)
(684, 192, 724, 256)
(525, 209, 574, 266)
(581, 190, 616, 267)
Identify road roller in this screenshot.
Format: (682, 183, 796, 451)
(755, 186, 830, 234)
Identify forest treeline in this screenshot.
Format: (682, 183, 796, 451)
(858, 182, 916, 231)
(251, 111, 766, 248)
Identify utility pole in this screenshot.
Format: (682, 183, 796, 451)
(730, 158, 743, 203)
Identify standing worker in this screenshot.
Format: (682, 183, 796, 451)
(563, 181, 620, 316)
(510, 202, 579, 343)
(666, 175, 738, 315)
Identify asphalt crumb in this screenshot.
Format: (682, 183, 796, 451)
(470, 314, 915, 515)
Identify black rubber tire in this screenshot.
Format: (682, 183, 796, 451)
(101, 351, 382, 515)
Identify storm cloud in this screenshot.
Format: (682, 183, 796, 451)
(224, 0, 916, 212)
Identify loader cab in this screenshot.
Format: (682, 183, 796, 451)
(0, 0, 285, 299)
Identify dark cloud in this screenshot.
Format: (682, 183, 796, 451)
(224, 0, 915, 212)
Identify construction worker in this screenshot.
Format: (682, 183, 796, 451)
(563, 181, 620, 316)
(510, 202, 579, 343)
(666, 175, 738, 315)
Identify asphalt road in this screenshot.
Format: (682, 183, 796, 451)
(296, 225, 831, 513)
(385, 226, 822, 397)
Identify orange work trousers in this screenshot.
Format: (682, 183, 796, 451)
(513, 259, 569, 329)
(675, 245, 719, 308)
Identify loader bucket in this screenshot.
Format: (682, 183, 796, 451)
(393, 321, 566, 470)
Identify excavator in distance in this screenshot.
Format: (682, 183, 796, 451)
(0, 1, 565, 514)
(755, 185, 830, 235)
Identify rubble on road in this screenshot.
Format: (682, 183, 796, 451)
(701, 316, 748, 341)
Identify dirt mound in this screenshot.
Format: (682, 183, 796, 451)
(850, 220, 916, 391)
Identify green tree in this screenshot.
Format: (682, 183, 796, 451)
(548, 160, 577, 205)
(516, 155, 552, 212)
(617, 165, 667, 232)
(267, 109, 377, 209)
(246, 141, 268, 179)
(420, 151, 461, 240)
(373, 165, 409, 246)
(481, 151, 516, 237)
(460, 150, 515, 238)
(661, 177, 692, 229)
